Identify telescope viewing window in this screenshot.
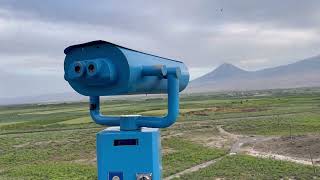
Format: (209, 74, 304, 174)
(113, 139, 139, 146)
(88, 64, 95, 72)
(75, 65, 81, 73)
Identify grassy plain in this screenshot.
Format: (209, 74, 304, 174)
(177, 155, 320, 180)
(0, 88, 320, 179)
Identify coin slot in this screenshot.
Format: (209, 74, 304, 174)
(114, 139, 138, 146)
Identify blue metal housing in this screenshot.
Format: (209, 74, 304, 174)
(64, 40, 189, 96)
(97, 127, 161, 180)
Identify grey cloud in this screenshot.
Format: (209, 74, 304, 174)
(0, 1, 320, 97)
(1, 0, 320, 29)
(0, 1, 168, 35)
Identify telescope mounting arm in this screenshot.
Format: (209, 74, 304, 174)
(89, 65, 181, 130)
(89, 96, 121, 126)
(136, 68, 179, 128)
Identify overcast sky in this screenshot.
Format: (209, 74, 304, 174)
(1, 0, 320, 98)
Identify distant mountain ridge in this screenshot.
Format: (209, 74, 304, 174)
(189, 55, 320, 92)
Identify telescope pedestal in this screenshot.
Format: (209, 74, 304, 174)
(96, 127, 161, 180)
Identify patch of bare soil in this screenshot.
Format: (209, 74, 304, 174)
(254, 135, 320, 161)
(185, 125, 240, 151)
(246, 149, 318, 166)
(162, 132, 184, 139)
(183, 124, 233, 150)
(162, 147, 176, 155)
(73, 157, 96, 166)
(12, 142, 30, 148)
(34, 140, 52, 146)
(188, 132, 234, 150)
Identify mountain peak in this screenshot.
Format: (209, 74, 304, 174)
(217, 63, 244, 72)
(192, 63, 247, 82)
(220, 62, 235, 66)
(211, 62, 247, 76)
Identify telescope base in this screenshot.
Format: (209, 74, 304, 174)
(96, 127, 161, 180)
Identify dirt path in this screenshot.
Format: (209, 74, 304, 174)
(247, 149, 320, 166)
(217, 125, 238, 139)
(217, 125, 273, 154)
(164, 156, 226, 180)
(230, 136, 273, 154)
(218, 126, 320, 166)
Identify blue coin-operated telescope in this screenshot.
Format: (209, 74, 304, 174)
(64, 40, 189, 180)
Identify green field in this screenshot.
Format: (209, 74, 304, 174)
(176, 155, 320, 180)
(1, 88, 320, 179)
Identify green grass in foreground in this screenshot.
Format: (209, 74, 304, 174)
(0, 163, 97, 180)
(0, 129, 225, 179)
(177, 155, 320, 180)
(162, 138, 226, 177)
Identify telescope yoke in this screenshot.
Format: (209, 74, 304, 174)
(64, 40, 189, 130)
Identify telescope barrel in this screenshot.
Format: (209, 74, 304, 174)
(64, 40, 189, 96)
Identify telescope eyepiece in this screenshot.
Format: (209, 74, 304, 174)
(65, 61, 86, 80)
(85, 59, 117, 85)
(75, 64, 81, 73)
(88, 64, 95, 73)
(65, 58, 117, 86)
(86, 61, 100, 77)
